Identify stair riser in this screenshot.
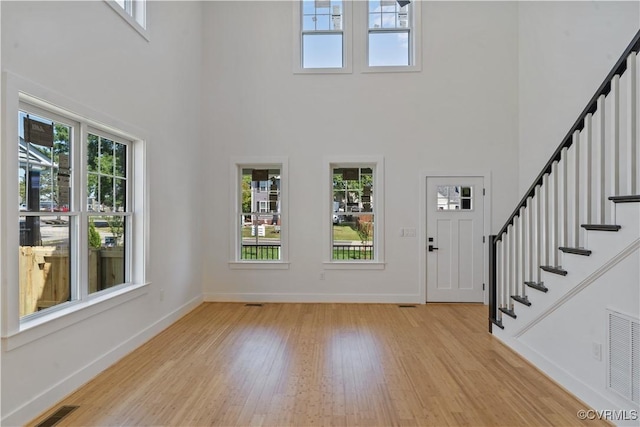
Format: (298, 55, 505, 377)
(560, 248, 619, 284)
(504, 301, 539, 325)
(585, 226, 639, 259)
(520, 241, 634, 325)
(613, 201, 640, 233)
(497, 201, 639, 338)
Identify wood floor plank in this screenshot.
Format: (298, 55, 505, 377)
(29, 303, 609, 426)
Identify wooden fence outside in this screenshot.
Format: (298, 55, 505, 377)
(19, 247, 124, 317)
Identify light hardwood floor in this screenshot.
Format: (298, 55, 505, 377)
(30, 303, 607, 426)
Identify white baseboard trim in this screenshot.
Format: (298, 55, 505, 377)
(492, 333, 638, 423)
(2, 295, 203, 427)
(203, 292, 423, 304)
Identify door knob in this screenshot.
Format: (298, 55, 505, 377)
(428, 245, 438, 252)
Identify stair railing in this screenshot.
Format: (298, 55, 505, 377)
(490, 30, 640, 331)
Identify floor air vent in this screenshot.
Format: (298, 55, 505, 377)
(245, 303, 263, 307)
(398, 305, 416, 308)
(36, 405, 79, 427)
(608, 310, 640, 405)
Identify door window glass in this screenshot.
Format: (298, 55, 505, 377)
(436, 185, 473, 211)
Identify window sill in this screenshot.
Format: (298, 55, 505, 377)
(293, 67, 353, 75)
(2, 282, 150, 351)
(229, 262, 290, 270)
(323, 262, 386, 270)
(361, 64, 421, 74)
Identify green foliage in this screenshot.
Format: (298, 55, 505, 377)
(108, 216, 124, 244)
(19, 179, 26, 205)
(242, 175, 252, 214)
(86, 135, 126, 210)
(332, 168, 373, 208)
(54, 124, 69, 145)
(356, 220, 372, 245)
(88, 220, 102, 249)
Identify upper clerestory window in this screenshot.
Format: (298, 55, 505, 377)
(294, 1, 420, 74)
(294, 0, 352, 73)
(365, 0, 421, 72)
(105, 0, 148, 41)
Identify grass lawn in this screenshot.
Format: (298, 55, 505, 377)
(240, 224, 366, 242)
(332, 248, 373, 260)
(241, 246, 280, 260)
(333, 224, 360, 241)
(242, 225, 281, 239)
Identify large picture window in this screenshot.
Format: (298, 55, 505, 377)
(16, 98, 143, 320)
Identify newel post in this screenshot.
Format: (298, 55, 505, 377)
(488, 234, 498, 332)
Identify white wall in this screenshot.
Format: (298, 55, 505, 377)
(518, 1, 640, 194)
(1, 2, 204, 424)
(494, 201, 640, 419)
(519, 245, 640, 424)
(4, 1, 634, 424)
(201, 1, 520, 303)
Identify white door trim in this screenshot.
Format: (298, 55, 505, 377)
(418, 171, 492, 304)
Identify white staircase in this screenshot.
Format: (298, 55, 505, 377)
(489, 31, 640, 423)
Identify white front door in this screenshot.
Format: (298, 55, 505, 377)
(426, 177, 484, 302)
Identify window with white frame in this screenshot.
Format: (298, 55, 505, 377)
(294, 0, 351, 72)
(105, 0, 148, 39)
(86, 131, 131, 293)
(238, 167, 283, 261)
(17, 98, 143, 320)
(294, 0, 420, 73)
(367, 0, 416, 68)
(326, 158, 384, 266)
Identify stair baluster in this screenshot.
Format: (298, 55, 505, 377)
(595, 96, 607, 225)
(627, 52, 638, 194)
(609, 75, 620, 219)
(513, 221, 519, 307)
(549, 163, 559, 267)
(496, 239, 503, 323)
(489, 32, 640, 332)
(530, 191, 539, 285)
(559, 146, 569, 252)
(581, 114, 593, 247)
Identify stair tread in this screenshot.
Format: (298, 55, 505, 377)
(558, 247, 592, 256)
(540, 265, 568, 276)
(608, 195, 640, 203)
(491, 318, 504, 330)
(499, 307, 517, 319)
(581, 224, 621, 231)
(525, 281, 549, 293)
(511, 295, 532, 306)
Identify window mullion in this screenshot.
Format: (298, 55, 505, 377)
(78, 122, 89, 301)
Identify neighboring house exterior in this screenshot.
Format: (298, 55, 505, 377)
(250, 177, 280, 224)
